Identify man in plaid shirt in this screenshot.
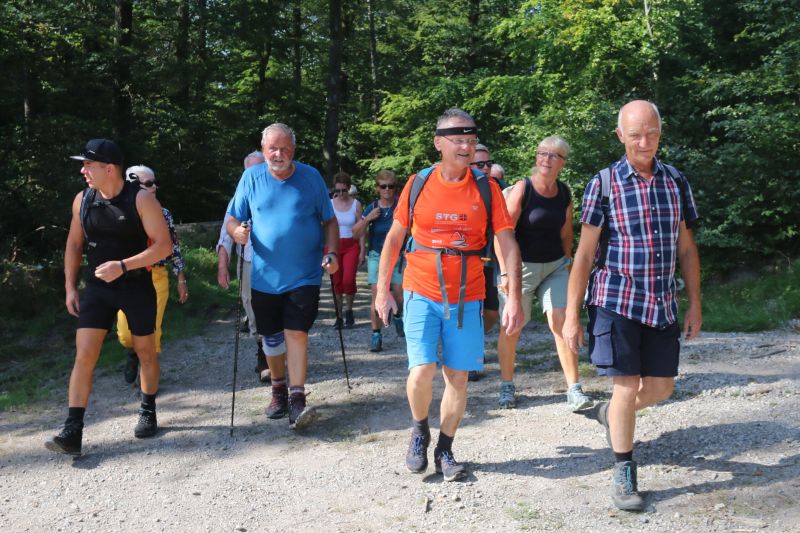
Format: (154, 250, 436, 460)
(563, 100, 702, 511)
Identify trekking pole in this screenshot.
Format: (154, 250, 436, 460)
(325, 257, 352, 392)
(230, 228, 247, 437)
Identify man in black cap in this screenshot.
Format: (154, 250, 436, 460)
(45, 139, 172, 456)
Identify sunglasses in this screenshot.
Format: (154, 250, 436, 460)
(378, 184, 396, 190)
(140, 179, 158, 188)
(334, 188, 349, 194)
(472, 160, 494, 169)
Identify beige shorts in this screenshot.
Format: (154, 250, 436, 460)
(498, 256, 570, 326)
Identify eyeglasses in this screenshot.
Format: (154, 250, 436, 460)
(441, 136, 480, 147)
(378, 184, 396, 190)
(139, 179, 158, 188)
(471, 160, 494, 169)
(537, 151, 566, 161)
(334, 188, 349, 194)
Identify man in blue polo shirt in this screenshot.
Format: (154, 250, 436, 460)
(564, 100, 702, 511)
(228, 123, 339, 429)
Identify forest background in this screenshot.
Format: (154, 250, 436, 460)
(1, 0, 798, 297)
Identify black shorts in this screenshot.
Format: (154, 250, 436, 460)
(587, 305, 680, 377)
(483, 266, 499, 312)
(251, 285, 321, 335)
(78, 278, 156, 335)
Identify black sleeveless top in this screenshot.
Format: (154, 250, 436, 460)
(515, 179, 571, 263)
(82, 180, 149, 284)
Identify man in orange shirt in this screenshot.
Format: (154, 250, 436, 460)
(376, 108, 523, 481)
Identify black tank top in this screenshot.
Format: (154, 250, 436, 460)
(82, 180, 149, 284)
(515, 179, 571, 263)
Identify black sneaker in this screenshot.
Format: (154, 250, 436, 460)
(254, 346, 270, 383)
(124, 351, 139, 384)
(586, 400, 611, 447)
(266, 386, 289, 419)
(288, 392, 315, 429)
(612, 460, 645, 511)
(435, 450, 467, 481)
(44, 421, 83, 456)
(344, 310, 355, 329)
(405, 430, 430, 473)
(134, 408, 158, 438)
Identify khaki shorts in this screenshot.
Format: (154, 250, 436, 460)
(498, 256, 570, 326)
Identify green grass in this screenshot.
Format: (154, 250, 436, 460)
(689, 260, 800, 332)
(0, 246, 237, 411)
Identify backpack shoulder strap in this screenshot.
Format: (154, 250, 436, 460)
(662, 163, 692, 227)
(79, 187, 96, 244)
(596, 167, 613, 269)
(473, 169, 494, 260)
(407, 166, 436, 229)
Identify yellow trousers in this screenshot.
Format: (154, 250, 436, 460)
(117, 266, 169, 353)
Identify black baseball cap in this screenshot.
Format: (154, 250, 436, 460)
(69, 139, 124, 165)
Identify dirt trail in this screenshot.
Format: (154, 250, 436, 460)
(1, 275, 799, 532)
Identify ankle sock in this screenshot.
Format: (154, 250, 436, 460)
(435, 431, 454, 456)
(141, 393, 157, 411)
(67, 407, 86, 425)
(614, 450, 633, 462)
(289, 385, 305, 396)
(412, 417, 429, 436)
(271, 377, 287, 389)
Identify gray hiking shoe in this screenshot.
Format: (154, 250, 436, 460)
(566, 383, 593, 412)
(405, 431, 430, 473)
(45, 420, 83, 456)
(288, 392, 316, 429)
(435, 450, 468, 481)
(612, 460, 645, 511)
(586, 400, 612, 447)
(498, 382, 516, 409)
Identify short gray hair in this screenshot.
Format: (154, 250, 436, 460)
(261, 123, 296, 146)
(125, 164, 155, 182)
(490, 163, 505, 178)
(538, 135, 571, 159)
(436, 108, 476, 129)
(243, 150, 265, 168)
(474, 144, 490, 154)
(617, 101, 662, 134)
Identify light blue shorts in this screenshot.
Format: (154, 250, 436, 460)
(403, 290, 484, 371)
(367, 249, 403, 286)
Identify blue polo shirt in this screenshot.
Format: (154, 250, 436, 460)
(229, 161, 335, 294)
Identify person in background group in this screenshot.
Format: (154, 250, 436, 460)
(329, 172, 362, 329)
(376, 108, 523, 482)
(563, 100, 702, 511)
(217, 150, 279, 383)
(352, 170, 405, 352)
(46, 139, 172, 456)
(489, 163, 505, 184)
(467, 143, 508, 381)
(494, 136, 591, 411)
(228, 123, 339, 429)
(117, 165, 189, 385)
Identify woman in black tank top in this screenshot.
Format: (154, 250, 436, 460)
(494, 136, 593, 412)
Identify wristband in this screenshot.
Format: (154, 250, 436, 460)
(120, 260, 128, 274)
(499, 272, 508, 278)
(178, 280, 188, 285)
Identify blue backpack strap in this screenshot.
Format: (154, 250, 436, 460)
(596, 167, 613, 269)
(472, 168, 494, 261)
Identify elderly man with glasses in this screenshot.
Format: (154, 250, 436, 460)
(376, 108, 523, 481)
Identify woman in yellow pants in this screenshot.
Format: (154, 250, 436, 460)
(117, 165, 188, 383)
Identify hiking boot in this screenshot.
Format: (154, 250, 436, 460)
(498, 382, 516, 409)
(332, 317, 343, 330)
(405, 430, 430, 473)
(134, 408, 158, 438)
(394, 316, 405, 337)
(288, 392, 315, 429)
(586, 400, 612, 447)
(370, 331, 383, 352)
(612, 460, 645, 511)
(344, 309, 355, 329)
(255, 346, 270, 383)
(468, 370, 484, 382)
(435, 450, 468, 481)
(266, 386, 289, 419)
(566, 383, 593, 412)
(124, 350, 139, 384)
(44, 420, 83, 456)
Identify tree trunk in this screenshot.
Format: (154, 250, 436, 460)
(194, 0, 208, 104)
(112, 0, 133, 141)
(175, 0, 191, 108)
(323, 0, 343, 183)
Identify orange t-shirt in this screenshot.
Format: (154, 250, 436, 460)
(395, 166, 513, 303)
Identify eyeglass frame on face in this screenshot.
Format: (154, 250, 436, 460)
(536, 150, 566, 161)
(440, 136, 480, 147)
(471, 159, 494, 169)
(333, 187, 349, 194)
(377, 183, 396, 190)
(128, 172, 157, 188)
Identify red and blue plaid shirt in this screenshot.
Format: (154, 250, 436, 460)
(580, 156, 699, 328)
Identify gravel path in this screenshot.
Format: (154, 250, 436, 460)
(1, 275, 799, 532)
